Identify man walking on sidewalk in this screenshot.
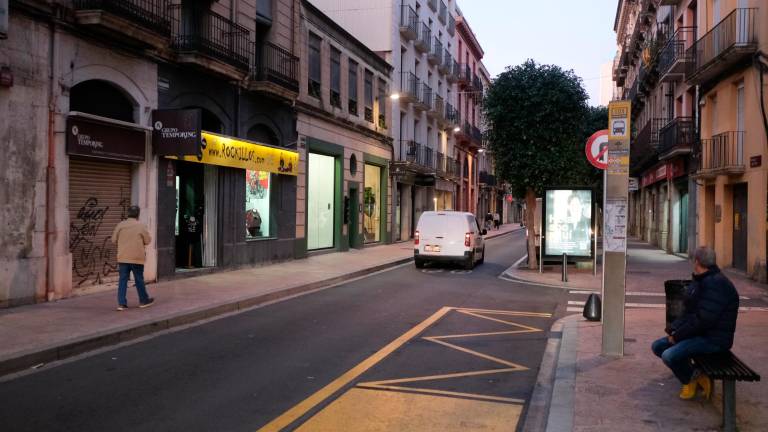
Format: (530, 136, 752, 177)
(111, 206, 154, 311)
(651, 246, 739, 400)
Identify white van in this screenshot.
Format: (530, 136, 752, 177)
(414, 211, 487, 269)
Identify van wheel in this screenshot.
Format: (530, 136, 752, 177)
(478, 249, 485, 265)
(464, 256, 475, 270)
(415, 259, 425, 269)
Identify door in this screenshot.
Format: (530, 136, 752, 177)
(176, 161, 205, 269)
(308, 153, 336, 250)
(679, 190, 689, 254)
(349, 185, 359, 249)
(732, 183, 748, 271)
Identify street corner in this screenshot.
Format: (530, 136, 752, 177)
(499, 258, 601, 292)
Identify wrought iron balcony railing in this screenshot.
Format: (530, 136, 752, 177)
(170, 5, 250, 70)
(445, 103, 460, 125)
(699, 131, 746, 176)
(447, 14, 456, 36)
(399, 71, 420, 102)
(73, 0, 171, 36)
(415, 22, 431, 53)
(429, 38, 443, 65)
(457, 63, 471, 85)
(438, 0, 447, 24)
(399, 141, 435, 171)
(686, 8, 758, 85)
(399, 4, 419, 40)
(251, 41, 299, 92)
(659, 117, 695, 157)
(658, 27, 696, 81)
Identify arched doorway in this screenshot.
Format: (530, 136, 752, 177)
(247, 124, 280, 146)
(67, 80, 139, 287)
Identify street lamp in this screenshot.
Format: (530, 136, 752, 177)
(390, 93, 400, 100)
(433, 197, 438, 211)
(453, 126, 460, 133)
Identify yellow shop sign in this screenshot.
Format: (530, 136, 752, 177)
(170, 132, 299, 176)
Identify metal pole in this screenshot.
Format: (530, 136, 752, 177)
(539, 235, 544, 273)
(593, 202, 598, 276)
(562, 253, 568, 282)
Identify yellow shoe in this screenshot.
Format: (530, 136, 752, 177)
(679, 381, 698, 400)
(696, 374, 712, 400)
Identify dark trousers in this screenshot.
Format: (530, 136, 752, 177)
(117, 263, 150, 306)
(651, 336, 722, 384)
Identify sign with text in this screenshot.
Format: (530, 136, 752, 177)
(152, 109, 202, 158)
(66, 115, 146, 162)
(628, 177, 639, 192)
(168, 132, 299, 176)
(604, 198, 628, 252)
(543, 188, 593, 258)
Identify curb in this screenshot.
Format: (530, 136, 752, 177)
(0, 256, 413, 378)
(522, 314, 580, 432)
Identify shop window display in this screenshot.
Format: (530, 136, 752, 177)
(364, 164, 381, 243)
(246, 170, 271, 238)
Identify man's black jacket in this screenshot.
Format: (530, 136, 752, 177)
(669, 266, 739, 349)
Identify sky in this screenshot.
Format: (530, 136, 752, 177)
(458, 0, 619, 106)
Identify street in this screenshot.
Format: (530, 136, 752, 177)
(0, 230, 567, 432)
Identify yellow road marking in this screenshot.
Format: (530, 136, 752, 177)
(456, 308, 552, 317)
(424, 337, 530, 369)
(256, 306, 453, 432)
(356, 383, 526, 404)
(429, 329, 539, 339)
(457, 310, 544, 330)
(359, 367, 522, 387)
(294, 387, 523, 432)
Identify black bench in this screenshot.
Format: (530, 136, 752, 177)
(692, 351, 761, 432)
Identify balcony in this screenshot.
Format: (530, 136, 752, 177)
(471, 125, 483, 146)
(439, 50, 452, 75)
(398, 141, 435, 172)
(659, 117, 695, 159)
(427, 0, 437, 12)
(686, 8, 758, 85)
(457, 63, 471, 87)
(170, 5, 250, 78)
(638, 63, 659, 96)
(399, 71, 420, 103)
(438, 1, 447, 25)
(431, 95, 445, 122)
(447, 14, 456, 37)
(658, 27, 696, 82)
(436, 153, 459, 179)
(399, 4, 419, 40)
(698, 131, 746, 178)
(479, 171, 497, 187)
(445, 103, 460, 127)
(630, 120, 658, 176)
(249, 42, 299, 98)
(72, 0, 171, 48)
(414, 83, 433, 112)
(472, 75, 483, 94)
(415, 23, 431, 53)
(428, 38, 443, 66)
(446, 59, 459, 83)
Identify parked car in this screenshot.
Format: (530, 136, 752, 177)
(414, 211, 486, 269)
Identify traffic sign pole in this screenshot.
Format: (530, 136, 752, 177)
(602, 101, 631, 357)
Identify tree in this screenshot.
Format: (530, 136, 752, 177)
(484, 60, 594, 269)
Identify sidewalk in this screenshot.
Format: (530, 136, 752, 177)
(0, 224, 521, 377)
(520, 240, 768, 432)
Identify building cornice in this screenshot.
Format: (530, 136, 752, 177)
(456, 16, 484, 60)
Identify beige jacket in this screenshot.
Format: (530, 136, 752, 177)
(111, 218, 152, 264)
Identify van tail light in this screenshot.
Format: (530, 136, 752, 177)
(414, 230, 420, 246)
(465, 232, 471, 247)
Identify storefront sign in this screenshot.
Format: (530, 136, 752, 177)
(641, 159, 686, 188)
(152, 109, 202, 157)
(0, 0, 8, 39)
(170, 132, 299, 176)
(751, 155, 762, 168)
(415, 174, 436, 187)
(66, 115, 146, 162)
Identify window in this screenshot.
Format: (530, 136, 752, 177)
(330, 47, 341, 108)
(364, 69, 374, 123)
(348, 60, 358, 115)
(308, 33, 322, 99)
(245, 170, 272, 239)
(378, 79, 387, 129)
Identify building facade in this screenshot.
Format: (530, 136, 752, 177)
(0, 0, 303, 306)
(615, 0, 768, 280)
(295, 1, 394, 254)
(308, 0, 465, 241)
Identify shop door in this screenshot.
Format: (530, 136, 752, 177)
(69, 158, 132, 288)
(732, 183, 748, 271)
(176, 162, 205, 268)
(348, 185, 359, 249)
(308, 153, 336, 250)
(679, 190, 689, 254)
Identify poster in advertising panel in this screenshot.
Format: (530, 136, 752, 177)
(543, 188, 593, 258)
(0, 0, 7, 39)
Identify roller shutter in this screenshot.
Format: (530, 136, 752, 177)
(69, 158, 132, 288)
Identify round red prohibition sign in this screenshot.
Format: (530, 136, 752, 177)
(585, 129, 609, 170)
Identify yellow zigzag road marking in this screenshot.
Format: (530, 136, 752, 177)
(355, 308, 544, 403)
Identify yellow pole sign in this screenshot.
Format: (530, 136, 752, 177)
(169, 131, 299, 176)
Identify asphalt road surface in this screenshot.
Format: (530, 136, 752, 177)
(0, 229, 570, 432)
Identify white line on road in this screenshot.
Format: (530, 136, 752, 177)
(566, 307, 583, 312)
(569, 290, 599, 295)
(512, 255, 528, 268)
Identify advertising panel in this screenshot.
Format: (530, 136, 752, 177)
(0, 0, 7, 39)
(169, 132, 299, 176)
(543, 188, 593, 258)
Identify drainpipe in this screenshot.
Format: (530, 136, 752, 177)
(45, 17, 59, 302)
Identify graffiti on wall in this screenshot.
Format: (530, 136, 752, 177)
(69, 188, 130, 287)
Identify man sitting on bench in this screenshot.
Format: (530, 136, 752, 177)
(651, 246, 740, 400)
